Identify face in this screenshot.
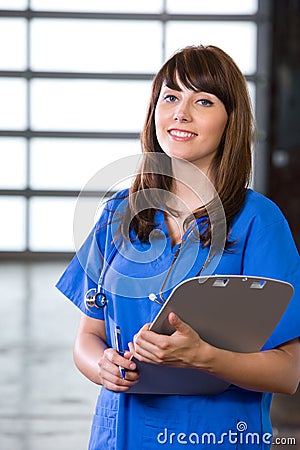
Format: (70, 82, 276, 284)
(154, 81, 228, 174)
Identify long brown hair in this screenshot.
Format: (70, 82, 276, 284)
(121, 45, 254, 247)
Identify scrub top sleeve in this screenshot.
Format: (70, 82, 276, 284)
(242, 217, 300, 350)
(56, 212, 109, 320)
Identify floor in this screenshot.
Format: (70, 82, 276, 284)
(0, 261, 98, 450)
(0, 261, 299, 450)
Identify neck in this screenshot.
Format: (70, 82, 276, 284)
(169, 158, 215, 215)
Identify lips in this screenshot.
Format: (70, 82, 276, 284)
(168, 129, 198, 139)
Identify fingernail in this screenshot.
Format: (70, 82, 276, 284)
(129, 363, 136, 370)
(172, 313, 178, 323)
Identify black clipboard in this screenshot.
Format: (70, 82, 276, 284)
(127, 275, 294, 395)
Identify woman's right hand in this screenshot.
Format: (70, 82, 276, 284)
(74, 314, 139, 391)
(98, 348, 139, 392)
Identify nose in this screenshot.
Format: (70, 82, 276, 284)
(173, 112, 189, 122)
(173, 103, 192, 122)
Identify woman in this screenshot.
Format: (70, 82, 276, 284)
(56, 45, 300, 449)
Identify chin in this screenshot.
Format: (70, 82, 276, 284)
(163, 149, 191, 160)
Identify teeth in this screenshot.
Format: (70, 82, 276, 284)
(169, 130, 196, 138)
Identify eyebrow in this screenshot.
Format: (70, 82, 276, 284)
(162, 83, 182, 92)
(163, 84, 217, 98)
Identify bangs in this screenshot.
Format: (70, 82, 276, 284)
(161, 48, 233, 113)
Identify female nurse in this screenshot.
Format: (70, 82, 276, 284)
(56, 45, 300, 449)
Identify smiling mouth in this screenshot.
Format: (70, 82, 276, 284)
(168, 129, 198, 139)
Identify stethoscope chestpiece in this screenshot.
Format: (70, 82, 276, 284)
(85, 287, 107, 309)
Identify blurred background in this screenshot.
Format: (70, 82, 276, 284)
(0, 0, 299, 449)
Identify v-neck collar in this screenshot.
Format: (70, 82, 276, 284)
(156, 209, 207, 254)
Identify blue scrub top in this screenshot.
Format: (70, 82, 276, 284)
(56, 189, 300, 450)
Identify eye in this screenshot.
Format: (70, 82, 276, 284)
(197, 98, 213, 106)
(163, 94, 178, 103)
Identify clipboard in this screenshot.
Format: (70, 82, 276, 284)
(127, 275, 294, 395)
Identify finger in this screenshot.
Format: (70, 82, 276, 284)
(128, 342, 134, 352)
(139, 323, 151, 332)
(100, 359, 139, 387)
(113, 353, 139, 379)
(133, 326, 179, 363)
(99, 352, 139, 389)
(105, 348, 137, 371)
(134, 327, 166, 348)
(101, 375, 139, 392)
(130, 340, 166, 364)
(123, 350, 133, 359)
(102, 367, 139, 384)
(123, 370, 139, 382)
(133, 323, 152, 343)
(134, 331, 166, 354)
(168, 312, 191, 334)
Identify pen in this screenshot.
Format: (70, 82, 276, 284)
(114, 326, 126, 379)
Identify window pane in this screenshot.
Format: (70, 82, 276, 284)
(0, 197, 26, 250)
(30, 138, 141, 190)
(0, 78, 27, 130)
(0, 19, 27, 70)
(31, 0, 162, 13)
(31, 79, 151, 132)
(166, 22, 257, 75)
(29, 198, 76, 251)
(0, 138, 27, 188)
(0, 0, 27, 9)
(166, 0, 258, 14)
(31, 19, 162, 73)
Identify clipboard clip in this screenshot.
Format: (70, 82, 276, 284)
(250, 279, 266, 289)
(212, 277, 229, 287)
(212, 277, 267, 290)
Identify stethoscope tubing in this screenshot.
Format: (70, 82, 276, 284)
(84, 236, 121, 310)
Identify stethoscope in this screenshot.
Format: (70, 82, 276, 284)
(147, 242, 182, 305)
(84, 224, 212, 310)
(148, 240, 211, 306)
(85, 286, 108, 309)
(84, 239, 120, 311)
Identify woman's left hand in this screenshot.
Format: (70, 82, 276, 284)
(128, 312, 211, 369)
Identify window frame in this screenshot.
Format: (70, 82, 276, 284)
(0, 1, 272, 258)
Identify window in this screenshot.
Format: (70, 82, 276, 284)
(0, 78, 27, 129)
(0, 197, 26, 250)
(0, 0, 270, 254)
(30, 0, 163, 13)
(166, 0, 258, 14)
(165, 21, 257, 74)
(30, 138, 141, 190)
(0, 18, 27, 70)
(30, 79, 151, 132)
(31, 19, 163, 73)
(0, 138, 27, 188)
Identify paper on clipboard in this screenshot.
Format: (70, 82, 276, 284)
(127, 275, 294, 395)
